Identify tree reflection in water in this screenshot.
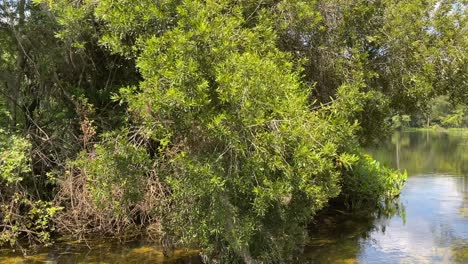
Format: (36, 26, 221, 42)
(302, 130, 467, 264)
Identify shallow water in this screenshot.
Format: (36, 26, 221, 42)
(0, 239, 200, 264)
(1, 130, 467, 263)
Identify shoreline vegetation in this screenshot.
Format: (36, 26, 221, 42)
(0, 0, 466, 263)
(403, 127, 468, 132)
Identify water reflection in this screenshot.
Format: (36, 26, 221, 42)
(357, 176, 467, 264)
(303, 201, 405, 264)
(303, 130, 468, 263)
(368, 130, 468, 176)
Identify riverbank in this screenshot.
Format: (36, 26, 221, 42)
(2, 131, 466, 263)
(3, 129, 467, 264)
(404, 127, 468, 134)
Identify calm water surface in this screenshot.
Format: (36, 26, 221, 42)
(304, 130, 468, 263)
(1, 130, 467, 263)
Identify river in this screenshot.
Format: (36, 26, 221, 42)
(1, 130, 467, 263)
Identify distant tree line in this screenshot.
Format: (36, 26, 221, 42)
(391, 95, 467, 130)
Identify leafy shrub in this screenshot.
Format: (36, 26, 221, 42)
(441, 106, 467, 128)
(52, 129, 164, 237)
(0, 130, 31, 184)
(0, 194, 62, 247)
(391, 115, 411, 130)
(72, 131, 151, 215)
(340, 154, 407, 208)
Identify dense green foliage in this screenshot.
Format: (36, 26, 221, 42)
(0, 129, 30, 184)
(0, 0, 466, 262)
(73, 132, 152, 213)
(416, 95, 467, 128)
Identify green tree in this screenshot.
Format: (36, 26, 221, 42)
(43, 0, 405, 262)
(0, 0, 140, 245)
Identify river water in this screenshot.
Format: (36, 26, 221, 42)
(1, 130, 467, 263)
